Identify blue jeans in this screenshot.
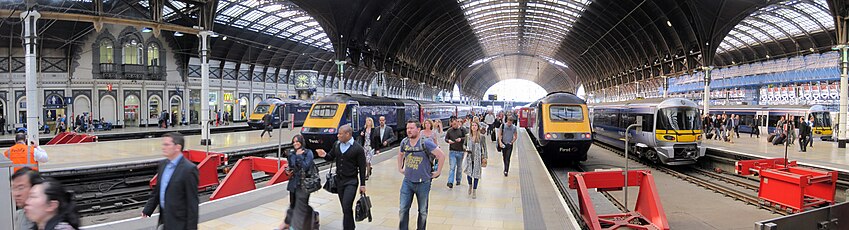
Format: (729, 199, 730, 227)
(400, 179, 432, 230)
(448, 150, 465, 184)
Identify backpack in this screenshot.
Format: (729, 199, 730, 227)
(400, 137, 436, 172)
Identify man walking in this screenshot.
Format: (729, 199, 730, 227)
(733, 115, 741, 138)
(799, 117, 811, 152)
(444, 117, 467, 188)
(484, 111, 495, 136)
(499, 117, 518, 176)
(397, 120, 446, 230)
(316, 125, 368, 230)
(260, 113, 273, 138)
(372, 116, 396, 155)
(143, 132, 199, 230)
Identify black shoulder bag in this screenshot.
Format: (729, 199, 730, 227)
(323, 143, 339, 194)
(300, 162, 322, 193)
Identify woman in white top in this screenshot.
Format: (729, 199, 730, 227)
(359, 117, 376, 179)
(420, 120, 438, 144)
(463, 120, 488, 199)
(433, 119, 444, 138)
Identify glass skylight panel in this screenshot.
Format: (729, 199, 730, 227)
(221, 4, 248, 17)
(717, 0, 833, 55)
(243, 10, 265, 21)
(214, 0, 333, 51)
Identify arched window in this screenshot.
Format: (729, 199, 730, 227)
(99, 40, 113, 64)
(123, 39, 143, 65)
(147, 43, 159, 66)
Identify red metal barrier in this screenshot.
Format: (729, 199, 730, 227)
(736, 158, 837, 212)
(79, 135, 97, 143)
(209, 157, 289, 200)
(568, 170, 669, 230)
(46, 132, 71, 145)
(150, 150, 227, 190)
(65, 134, 85, 144)
(56, 132, 76, 144)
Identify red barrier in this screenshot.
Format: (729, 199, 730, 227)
(56, 132, 76, 144)
(47, 132, 71, 145)
(65, 134, 85, 144)
(736, 158, 837, 212)
(568, 170, 669, 230)
(209, 157, 289, 200)
(79, 135, 97, 143)
(150, 150, 227, 190)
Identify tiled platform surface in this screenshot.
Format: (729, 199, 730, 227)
(703, 133, 849, 172)
(200, 130, 579, 230)
(8, 128, 299, 171)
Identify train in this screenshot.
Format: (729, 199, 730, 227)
(301, 93, 480, 151)
(247, 98, 311, 129)
(526, 92, 593, 162)
(590, 98, 704, 165)
(708, 105, 832, 139)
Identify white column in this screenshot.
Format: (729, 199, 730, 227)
(199, 31, 211, 145)
(22, 10, 40, 143)
(838, 45, 848, 146)
(702, 67, 712, 116)
(662, 76, 669, 98)
(401, 78, 408, 99)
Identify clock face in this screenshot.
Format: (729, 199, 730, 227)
(296, 74, 310, 88)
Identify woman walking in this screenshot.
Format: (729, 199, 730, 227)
(433, 119, 444, 138)
(464, 122, 488, 199)
(25, 178, 80, 230)
(421, 120, 438, 144)
(279, 134, 316, 230)
(359, 117, 376, 179)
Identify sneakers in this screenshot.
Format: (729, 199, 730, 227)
(447, 183, 453, 189)
(456, 182, 461, 186)
(472, 190, 477, 199)
(468, 185, 473, 195)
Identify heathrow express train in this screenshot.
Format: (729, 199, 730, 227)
(301, 93, 473, 151)
(590, 98, 704, 165)
(247, 98, 311, 129)
(526, 92, 593, 162)
(709, 105, 832, 139)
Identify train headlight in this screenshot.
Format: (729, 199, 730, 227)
(583, 133, 592, 139)
(545, 133, 553, 140)
(663, 135, 675, 141)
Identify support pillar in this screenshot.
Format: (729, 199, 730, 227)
(635, 81, 640, 99)
(335, 60, 345, 94)
(662, 76, 669, 98)
(838, 45, 848, 148)
(702, 67, 713, 116)
(419, 83, 425, 100)
(22, 9, 40, 144)
(401, 78, 408, 99)
(199, 31, 212, 145)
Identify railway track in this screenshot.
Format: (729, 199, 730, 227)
(591, 142, 791, 216)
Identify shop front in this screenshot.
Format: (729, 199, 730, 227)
(148, 96, 162, 127)
(190, 90, 200, 124)
(124, 95, 140, 127)
(44, 94, 66, 132)
(223, 91, 234, 122)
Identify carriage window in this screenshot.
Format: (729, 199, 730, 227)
(549, 105, 583, 122)
(657, 107, 700, 130)
(813, 112, 831, 127)
(254, 105, 270, 114)
(310, 104, 338, 118)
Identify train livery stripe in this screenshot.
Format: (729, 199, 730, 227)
(655, 129, 700, 142)
(302, 103, 347, 128)
(541, 104, 591, 133)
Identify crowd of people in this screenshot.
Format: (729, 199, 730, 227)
(7, 107, 519, 230)
(702, 113, 815, 152)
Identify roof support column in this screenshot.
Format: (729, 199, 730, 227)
(199, 30, 212, 145)
(702, 67, 713, 116)
(419, 83, 425, 100)
(401, 78, 408, 99)
(22, 9, 40, 145)
(635, 81, 640, 99)
(838, 45, 848, 147)
(335, 60, 346, 93)
(662, 76, 669, 98)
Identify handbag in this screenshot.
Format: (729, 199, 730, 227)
(355, 193, 373, 222)
(323, 161, 338, 194)
(300, 162, 322, 193)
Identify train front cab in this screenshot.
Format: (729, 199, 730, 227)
(649, 104, 704, 165)
(536, 103, 592, 161)
(302, 102, 348, 151)
(248, 101, 283, 129)
(809, 106, 833, 138)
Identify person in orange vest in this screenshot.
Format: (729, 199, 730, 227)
(4, 133, 49, 171)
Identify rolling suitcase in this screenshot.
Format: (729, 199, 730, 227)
(767, 134, 776, 142)
(705, 132, 714, 140)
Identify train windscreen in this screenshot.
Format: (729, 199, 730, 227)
(549, 105, 583, 122)
(657, 107, 700, 131)
(254, 105, 270, 114)
(310, 104, 338, 118)
(813, 112, 831, 127)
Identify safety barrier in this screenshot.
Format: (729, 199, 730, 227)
(568, 170, 669, 230)
(209, 157, 289, 200)
(736, 158, 837, 213)
(149, 150, 227, 190)
(46, 132, 98, 145)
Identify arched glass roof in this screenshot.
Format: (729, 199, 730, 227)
(214, 0, 333, 51)
(717, 0, 833, 54)
(458, 0, 591, 57)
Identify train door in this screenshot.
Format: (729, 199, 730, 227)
(396, 107, 406, 135)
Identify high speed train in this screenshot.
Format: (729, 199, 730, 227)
(527, 92, 592, 162)
(301, 93, 472, 151)
(709, 105, 832, 139)
(247, 98, 311, 129)
(590, 98, 704, 165)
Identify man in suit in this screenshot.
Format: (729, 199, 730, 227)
(317, 125, 368, 230)
(799, 117, 811, 152)
(372, 116, 396, 155)
(143, 132, 199, 230)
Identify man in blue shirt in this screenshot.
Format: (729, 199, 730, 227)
(143, 132, 199, 230)
(397, 119, 446, 230)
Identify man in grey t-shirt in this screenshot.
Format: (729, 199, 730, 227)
(11, 167, 41, 230)
(499, 118, 518, 176)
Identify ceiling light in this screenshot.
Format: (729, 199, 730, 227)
(666, 21, 672, 27)
(173, 31, 184, 37)
(141, 27, 153, 33)
(268, 46, 272, 49)
(376, 15, 381, 21)
(210, 33, 219, 38)
(222, 36, 227, 41)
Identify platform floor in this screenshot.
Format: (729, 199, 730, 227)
(703, 133, 849, 172)
(199, 130, 579, 230)
(13, 128, 299, 171)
